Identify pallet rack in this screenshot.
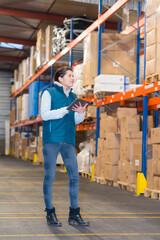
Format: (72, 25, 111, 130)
(10, 0, 156, 194)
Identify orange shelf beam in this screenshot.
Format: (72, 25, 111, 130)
(11, 0, 130, 99)
(96, 85, 144, 107)
(11, 117, 96, 131)
(76, 122, 96, 131)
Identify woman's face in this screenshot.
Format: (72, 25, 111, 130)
(59, 70, 74, 89)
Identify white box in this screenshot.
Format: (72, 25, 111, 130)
(94, 74, 130, 85)
(94, 83, 130, 94)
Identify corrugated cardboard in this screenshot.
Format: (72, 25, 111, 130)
(121, 115, 140, 138)
(104, 163, 118, 181)
(104, 133, 120, 149)
(151, 127, 160, 144)
(100, 116, 117, 138)
(104, 148, 120, 165)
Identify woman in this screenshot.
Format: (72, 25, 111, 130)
(41, 66, 89, 226)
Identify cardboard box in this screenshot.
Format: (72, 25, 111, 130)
(120, 138, 142, 162)
(133, 144, 142, 171)
(45, 25, 54, 62)
(146, 29, 156, 47)
(97, 138, 105, 157)
(146, 59, 157, 76)
(118, 160, 124, 181)
(153, 144, 160, 159)
(87, 105, 97, 118)
(153, 176, 159, 190)
(147, 159, 153, 189)
(100, 116, 117, 138)
(89, 138, 95, 155)
(104, 163, 118, 181)
(121, 9, 137, 31)
(94, 157, 105, 177)
(146, 0, 158, 17)
(38, 145, 44, 164)
(104, 133, 120, 149)
(36, 29, 46, 68)
(146, 14, 156, 33)
(123, 160, 136, 184)
(104, 148, 120, 165)
(29, 46, 36, 78)
(83, 32, 136, 86)
(146, 44, 156, 61)
(121, 115, 140, 138)
(151, 128, 160, 144)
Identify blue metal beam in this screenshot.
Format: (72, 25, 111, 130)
(136, 1, 141, 84)
(142, 95, 148, 178)
(95, 0, 102, 157)
(51, 65, 54, 87)
(70, 19, 73, 68)
(155, 110, 159, 128)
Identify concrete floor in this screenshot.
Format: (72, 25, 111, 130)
(0, 155, 160, 240)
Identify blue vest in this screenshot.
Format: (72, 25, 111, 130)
(42, 84, 77, 146)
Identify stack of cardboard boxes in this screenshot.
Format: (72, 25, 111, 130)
(150, 127, 160, 190)
(83, 32, 136, 87)
(36, 29, 46, 69)
(37, 126, 44, 164)
(121, 9, 138, 31)
(14, 132, 20, 158)
(146, 0, 160, 76)
(10, 106, 15, 126)
(94, 113, 120, 181)
(19, 137, 28, 160)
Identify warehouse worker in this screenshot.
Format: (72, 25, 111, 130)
(41, 66, 89, 227)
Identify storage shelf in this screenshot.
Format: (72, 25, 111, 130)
(11, 0, 130, 100)
(10, 117, 96, 132)
(96, 81, 160, 108)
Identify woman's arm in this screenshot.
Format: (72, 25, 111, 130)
(41, 91, 69, 121)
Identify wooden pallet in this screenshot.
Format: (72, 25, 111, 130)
(105, 179, 118, 187)
(117, 181, 136, 192)
(83, 85, 94, 98)
(94, 176, 106, 184)
(94, 91, 114, 99)
(152, 73, 160, 82)
(145, 75, 152, 84)
(145, 73, 160, 84)
(144, 188, 160, 200)
(81, 172, 91, 179)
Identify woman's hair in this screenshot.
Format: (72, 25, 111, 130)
(54, 66, 73, 82)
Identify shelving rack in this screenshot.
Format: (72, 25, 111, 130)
(10, 0, 157, 193)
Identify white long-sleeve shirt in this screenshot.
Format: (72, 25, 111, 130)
(41, 90, 85, 125)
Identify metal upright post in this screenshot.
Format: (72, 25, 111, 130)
(51, 65, 54, 87)
(15, 97, 17, 122)
(137, 0, 147, 196)
(142, 95, 148, 178)
(95, 0, 102, 157)
(118, 22, 121, 33)
(136, 1, 141, 84)
(70, 18, 74, 68)
(27, 126, 29, 146)
(155, 109, 159, 128)
(36, 76, 40, 157)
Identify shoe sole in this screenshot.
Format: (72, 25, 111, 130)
(47, 222, 62, 227)
(68, 220, 89, 226)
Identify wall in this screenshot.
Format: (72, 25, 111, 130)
(0, 72, 12, 155)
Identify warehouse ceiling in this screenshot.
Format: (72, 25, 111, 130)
(0, 0, 142, 73)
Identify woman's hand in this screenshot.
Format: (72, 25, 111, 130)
(71, 102, 88, 114)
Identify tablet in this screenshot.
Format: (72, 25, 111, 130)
(67, 98, 92, 111)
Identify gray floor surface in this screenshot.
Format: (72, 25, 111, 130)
(0, 155, 159, 240)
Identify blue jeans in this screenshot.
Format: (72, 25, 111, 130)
(43, 143, 79, 209)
